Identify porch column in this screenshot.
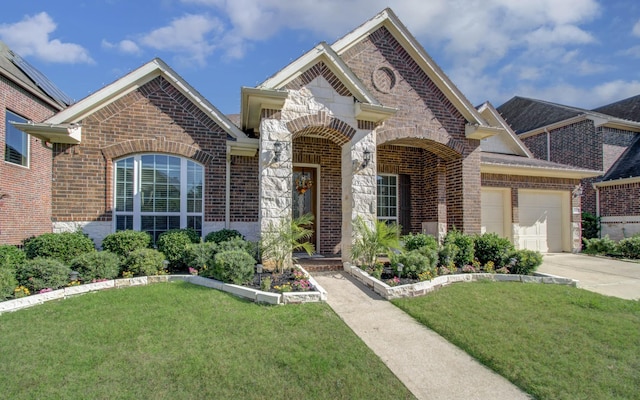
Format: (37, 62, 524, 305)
(446, 144, 482, 234)
(342, 130, 376, 262)
(258, 115, 293, 234)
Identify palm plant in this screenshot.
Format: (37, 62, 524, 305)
(260, 213, 315, 273)
(350, 216, 402, 268)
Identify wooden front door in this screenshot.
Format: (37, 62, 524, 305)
(292, 167, 317, 247)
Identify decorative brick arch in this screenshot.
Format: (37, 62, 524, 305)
(101, 137, 216, 165)
(287, 112, 356, 146)
(377, 127, 463, 160)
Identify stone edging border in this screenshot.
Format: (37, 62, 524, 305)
(0, 265, 327, 315)
(344, 263, 578, 300)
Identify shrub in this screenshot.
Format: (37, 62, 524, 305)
(582, 236, 617, 255)
(391, 249, 437, 279)
(443, 230, 474, 267)
(205, 229, 244, 244)
(350, 217, 401, 269)
(617, 236, 640, 259)
(581, 212, 600, 240)
(70, 251, 121, 281)
(24, 232, 95, 264)
(507, 249, 543, 275)
(215, 237, 257, 257)
(124, 248, 166, 277)
(206, 250, 255, 284)
(16, 258, 71, 292)
(402, 233, 438, 252)
(474, 233, 514, 267)
(156, 229, 200, 271)
(438, 242, 459, 268)
(184, 242, 216, 274)
(0, 267, 17, 300)
(101, 230, 151, 257)
(0, 245, 26, 270)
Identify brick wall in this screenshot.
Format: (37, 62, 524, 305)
(599, 182, 640, 216)
(601, 127, 636, 172)
(0, 75, 58, 245)
(51, 76, 228, 227)
(521, 134, 547, 160)
(229, 154, 259, 222)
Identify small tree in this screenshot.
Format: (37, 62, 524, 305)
(260, 214, 314, 273)
(350, 216, 402, 268)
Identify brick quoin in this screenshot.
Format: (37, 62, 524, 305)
(51, 76, 228, 227)
(0, 75, 59, 245)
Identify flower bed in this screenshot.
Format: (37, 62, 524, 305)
(0, 266, 326, 314)
(345, 262, 578, 300)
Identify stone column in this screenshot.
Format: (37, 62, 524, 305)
(342, 129, 376, 262)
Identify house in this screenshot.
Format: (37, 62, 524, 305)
(498, 95, 640, 240)
(12, 8, 598, 259)
(0, 41, 71, 245)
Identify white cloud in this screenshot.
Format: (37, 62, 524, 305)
(102, 39, 141, 55)
(618, 45, 640, 58)
(512, 80, 640, 109)
(0, 12, 93, 64)
(633, 19, 640, 37)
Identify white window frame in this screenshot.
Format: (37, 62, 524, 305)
(4, 110, 30, 168)
(377, 173, 398, 223)
(113, 154, 204, 238)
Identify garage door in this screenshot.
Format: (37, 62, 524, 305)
(481, 188, 508, 237)
(518, 191, 564, 252)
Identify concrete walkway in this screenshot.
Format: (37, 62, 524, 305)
(313, 272, 531, 400)
(538, 253, 640, 300)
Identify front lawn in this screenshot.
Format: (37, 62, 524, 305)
(0, 282, 414, 399)
(393, 281, 640, 400)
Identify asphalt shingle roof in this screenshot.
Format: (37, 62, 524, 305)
(496, 96, 586, 134)
(592, 94, 640, 123)
(602, 135, 640, 181)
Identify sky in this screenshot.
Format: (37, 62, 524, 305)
(1, 0, 640, 115)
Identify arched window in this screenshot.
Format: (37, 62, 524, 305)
(114, 154, 203, 242)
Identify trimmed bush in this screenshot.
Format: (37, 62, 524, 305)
(215, 237, 257, 258)
(0, 245, 26, 270)
(205, 229, 243, 244)
(0, 267, 17, 300)
(157, 229, 201, 271)
(582, 236, 617, 256)
(581, 212, 600, 240)
(617, 236, 640, 259)
(185, 242, 217, 273)
(402, 233, 438, 252)
(205, 250, 255, 284)
(507, 249, 543, 275)
(443, 230, 474, 267)
(24, 232, 95, 264)
(474, 233, 514, 267)
(101, 230, 151, 258)
(438, 242, 459, 268)
(70, 251, 121, 281)
(16, 258, 71, 292)
(391, 249, 437, 279)
(124, 248, 166, 277)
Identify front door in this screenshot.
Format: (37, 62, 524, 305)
(292, 166, 317, 247)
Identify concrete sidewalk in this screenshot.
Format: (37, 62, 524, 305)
(313, 272, 530, 400)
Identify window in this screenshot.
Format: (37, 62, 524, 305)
(377, 174, 397, 223)
(114, 154, 204, 243)
(4, 110, 28, 166)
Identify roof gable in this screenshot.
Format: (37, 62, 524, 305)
(602, 135, 640, 181)
(497, 97, 584, 134)
(593, 94, 640, 123)
(477, 102, 532, 157)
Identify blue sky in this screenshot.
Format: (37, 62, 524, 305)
(2, 0, 640, 114)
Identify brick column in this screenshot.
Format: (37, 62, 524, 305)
(446, 144, 481, 234)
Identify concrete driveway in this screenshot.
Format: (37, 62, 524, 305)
(537, 253, 640, 300)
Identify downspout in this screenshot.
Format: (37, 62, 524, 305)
(593, 182, 600, 238)
(545, 128, 550, 161)
(225, 147, 231, 229)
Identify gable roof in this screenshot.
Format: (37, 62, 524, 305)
(0, 41, 68, 111)
(15, 58, 254, 150)
(331, 8, 498, 139)
(476, 101, 532, 157)
(599, 135, 640, 182)
(592, 94, 640, 123)
(498, 96, 640, 136)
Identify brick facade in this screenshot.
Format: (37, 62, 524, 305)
(599, 182, 640, 217)
(51, 76, 228, 226)
(0, 75, 58, 245)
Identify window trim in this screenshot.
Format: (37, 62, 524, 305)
(112, 154, 204, 238)
(4, 109, 30, 168)
(376, 173, 398, 223)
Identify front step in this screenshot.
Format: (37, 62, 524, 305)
(296, 255, 343, 273)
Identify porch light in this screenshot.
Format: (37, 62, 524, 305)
(273, 141, 283, 162)
(362, 148, 372, 168)
(572, 184, 583, 198)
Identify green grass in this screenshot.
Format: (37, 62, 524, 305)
(393, 281, 640, 400)
(0, 281, 414, 400)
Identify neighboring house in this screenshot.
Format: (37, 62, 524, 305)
(14, 8, 597, 257)
(498, 96, 640, 240)
(0, 41, 71, 245)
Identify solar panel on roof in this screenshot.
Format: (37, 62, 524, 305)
(10, 52, 74, 106)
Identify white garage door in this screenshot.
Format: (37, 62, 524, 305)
(482, 189, 508, 237)
(518, 191, 565, 253)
